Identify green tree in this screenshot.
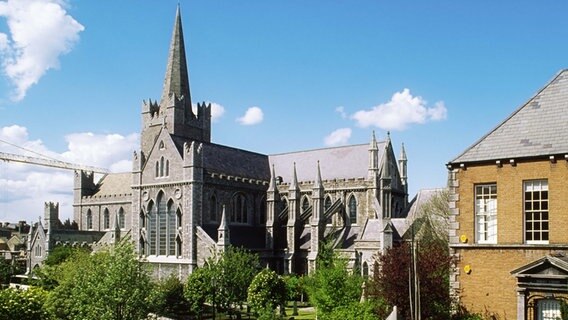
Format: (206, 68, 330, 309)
(208, 247, 261, 317)
(247, 268, 287, 319)
(184, 266, 213, 319)
(304, 246, 364, 318)
(0, 257, 14, 285)
(150, 274, 189, 318)
(44, 242, 152, 320)
(0, 287, 49, 320)
(44, 245, 89, 266)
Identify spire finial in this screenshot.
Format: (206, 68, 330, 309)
(290, 162, 299, 190)
(160, 6, 192, 113)
(268, 164, 278, 191)
(314, 161, 323, 189)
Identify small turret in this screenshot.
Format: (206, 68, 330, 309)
(217, 205, 230, 252)
(368, 131, 379, 180)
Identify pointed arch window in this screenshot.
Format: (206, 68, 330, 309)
(86, 209, 93, 230)
(155, 161, 159, 178)
(103, 208, 110, 230)
(348, 195, 357, 224)
(160, 157, 165, 177)
(118, 207, 125, 229)
(176, 208, 182, 229)
(363, 262, 369, 279)
(165, 160, 169, 176)
(301, 196, 310, 214)
(231, 193, 248, 223)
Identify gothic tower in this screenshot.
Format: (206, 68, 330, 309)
(140, 5, 211, 156)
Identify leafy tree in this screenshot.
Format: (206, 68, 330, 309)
(0, 257, 15, 285)
(247, 268, 287, 319)
(44, 245, 89, 266)
(150, 274, 189, 318)
(44, 242, 152, 320)
(184, 266, 213, 318)
(304, 246, 364, 318)
(327, 300, 380, 320)
(371, 239, 453, 319)
(0, 287, 49, 320)
(208, 246, 261, 316)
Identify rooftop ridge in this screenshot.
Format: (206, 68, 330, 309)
(449, 69, 568, 164)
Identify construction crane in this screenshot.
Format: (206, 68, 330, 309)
(0, 151, 109, 174)
(0, 138, 109, 174)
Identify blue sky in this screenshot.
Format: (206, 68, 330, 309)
(0, 0, 567, 223)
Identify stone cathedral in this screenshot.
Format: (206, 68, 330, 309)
(32, 7, 421, 279)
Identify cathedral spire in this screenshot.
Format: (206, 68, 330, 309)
(160, 5, 192, 114)
(314, 161, 323, 190)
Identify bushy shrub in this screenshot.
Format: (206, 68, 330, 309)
(150, 275, 189, 318)
(0, 287, 49, 320)
(247, 268, 286, 318)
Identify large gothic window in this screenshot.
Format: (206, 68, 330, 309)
(86, 209, 93, 230)
(148, 194, 177, 256)
(103, 208, 110, 230)
(118, 207, 125, 229)
(348, 195, 357, 224)
(231, 193, 248, 223)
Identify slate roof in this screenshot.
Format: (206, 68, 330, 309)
(94, 173, 132, 196)
(269, 142, 383, 184)
(451, 70, 568, 164)
(202, 143, 270, 181)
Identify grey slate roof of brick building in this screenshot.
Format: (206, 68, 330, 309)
(269, 142, 384, 183)
(451, 70, 568, 164)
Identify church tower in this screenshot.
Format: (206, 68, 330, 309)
(140, 5, 211, 156)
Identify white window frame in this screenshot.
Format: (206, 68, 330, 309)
(475, 183, 497, 244)
(524, 180, 549, 245)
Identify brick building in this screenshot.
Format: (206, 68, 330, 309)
(448, 70, 568, 319)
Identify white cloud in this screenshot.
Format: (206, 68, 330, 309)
(0, 125, 138, 223)
(236, 106, 264, 125)
(324, 128, 352, 147)
(0, 0, 84, 101)
(351, 88, 448, 131)
(335, 106, 347, 119)
(0, 33, 7, 51)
